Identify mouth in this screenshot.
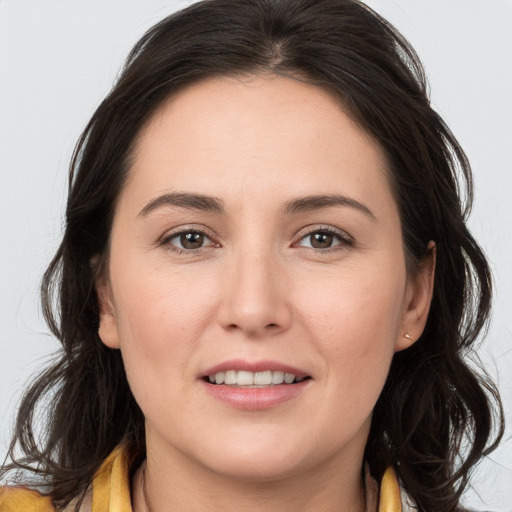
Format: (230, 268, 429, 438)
(200, 360, 312, 409)
(204, 370, 311, 388)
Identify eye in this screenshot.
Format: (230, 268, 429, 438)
(295, 228, 353, 251)
(163, 230, 216, 251)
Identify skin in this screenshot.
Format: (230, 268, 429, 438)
(97, 74, 435, 512)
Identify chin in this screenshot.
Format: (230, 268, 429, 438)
(189, 428, 345, 484)
(202, 451, 308, 483)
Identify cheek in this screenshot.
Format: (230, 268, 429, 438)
(113, 256, 216, 337)
(298, 261, 406, 338)
(296, 262, 405, 398)
(109, 260, 220, 391)
(109, 274, 215, 429)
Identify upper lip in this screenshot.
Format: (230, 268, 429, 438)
(201, 359, 310, 379)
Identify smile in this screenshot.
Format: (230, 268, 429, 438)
(207, 370, 308, 387)
(201, 362, 312, 410)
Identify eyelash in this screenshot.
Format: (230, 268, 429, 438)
(293, 226, 354, 253)
(160, 226, 354, 254)
(160, 227, 219, 254)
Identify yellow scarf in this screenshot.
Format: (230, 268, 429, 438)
(0, 445, 402, 512)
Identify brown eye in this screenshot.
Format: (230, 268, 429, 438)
(180, 232, 204, 249)
(165, 230, 214, 251)
(296, 228, 351, 251)
(310, 232, 334, 249)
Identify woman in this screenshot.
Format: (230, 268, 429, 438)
(0, 0, 504, 511)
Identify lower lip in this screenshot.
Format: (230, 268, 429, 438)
(201, 379, 310, 410)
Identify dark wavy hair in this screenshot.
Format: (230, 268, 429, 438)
(2, 1, 504, 511)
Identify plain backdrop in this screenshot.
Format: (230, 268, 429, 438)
(0, 1, 511, 510)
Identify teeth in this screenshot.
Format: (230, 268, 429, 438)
(207, 370, 305, 387)
(237, 370, 254, 386)
(225, 370, 237, 385)
(254, 371, 272, 385)
(284, 373, 295, 384)
(271, 371, 284, 384)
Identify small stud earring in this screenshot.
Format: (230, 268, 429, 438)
(403, 333, 412, 340)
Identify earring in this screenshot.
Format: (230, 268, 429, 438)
(403, 333, 412, 340)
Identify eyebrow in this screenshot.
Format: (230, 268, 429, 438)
(138, 192, 224, 217)
(283, 194, 376, 219)
(138, 192, 375, 220)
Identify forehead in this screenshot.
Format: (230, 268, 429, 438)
(124, 74, 393, 215)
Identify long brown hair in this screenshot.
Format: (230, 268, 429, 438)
(2, 1, 503, 511)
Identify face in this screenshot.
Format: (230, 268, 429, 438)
(97, 75, 433, 482)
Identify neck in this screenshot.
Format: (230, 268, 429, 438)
(132, 442, 367, 512)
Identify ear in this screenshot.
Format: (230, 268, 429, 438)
(395, 241, 436, 352)
(96, 276, 121, 349)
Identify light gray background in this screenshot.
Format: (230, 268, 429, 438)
(1, 1, 511, 510)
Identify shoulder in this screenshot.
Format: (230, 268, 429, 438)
(0, 487, 92, 512)
(0, 443, 131, 512)
(0, 486, 54, 512)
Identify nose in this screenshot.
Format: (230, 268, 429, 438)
(217, 247, 292, 338)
